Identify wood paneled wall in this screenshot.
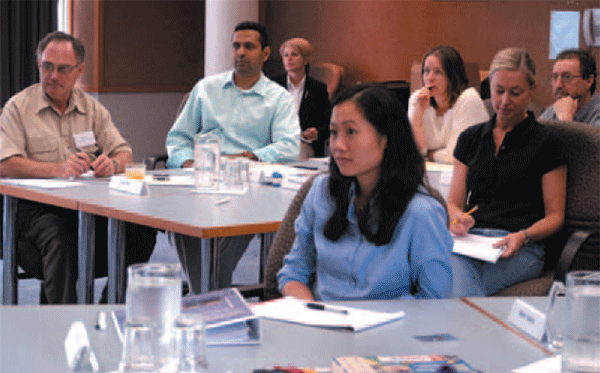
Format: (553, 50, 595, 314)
(264, 0, 600, 107)
(72, 0, 205, 93)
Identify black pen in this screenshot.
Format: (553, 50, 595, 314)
(306, 302, 349, 315)
(74, 148, 102, 170)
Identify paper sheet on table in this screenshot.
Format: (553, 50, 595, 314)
(251, 297, 404, 332)
(512, 355, 561, 373)
(452, 234, 504, 263)
(1, 179, 85, 188)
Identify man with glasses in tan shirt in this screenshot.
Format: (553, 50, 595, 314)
(539, 49, 599, 126)
(0, 31, 156, 304)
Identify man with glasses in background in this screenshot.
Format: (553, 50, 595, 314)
(0, 31, 156, 304)
(539, 49, 599, 126)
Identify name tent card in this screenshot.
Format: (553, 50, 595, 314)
(109, 175, 149, 196)
(507, 299, 546, 341)
(64, 321, 100, 372)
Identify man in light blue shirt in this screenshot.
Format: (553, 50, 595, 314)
(166, 22, 300, 292)
(166, 22, 300, 167)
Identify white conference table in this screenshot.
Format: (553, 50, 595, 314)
(0, 169, 300, 304)
(0, 297, 553, 373)
(1, 161, 452, 305)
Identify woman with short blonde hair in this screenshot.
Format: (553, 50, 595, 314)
(273, 38, 330, 157)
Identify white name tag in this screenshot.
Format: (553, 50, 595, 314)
(73, 131, 96, 148)
(508, 299, 547, 341)
(109, 175, 149, 196)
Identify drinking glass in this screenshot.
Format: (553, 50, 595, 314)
(118, 317, 156, 373)
(194, 133, 221, 189)
(546, 271, 600, 373)
(125, 263, 182, 372)
(223, 158, 243, 191)
(174, 314, 208, 372)
(125, 163, 146, 180)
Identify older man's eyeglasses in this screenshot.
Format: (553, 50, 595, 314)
(551, 73, 582, 84)
(40, 61, 80, 75)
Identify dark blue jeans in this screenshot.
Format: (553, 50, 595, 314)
(450, 228, 545, 297)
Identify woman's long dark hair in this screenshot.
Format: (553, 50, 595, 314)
(421, 45, 469, 110)
(324, 84, 439, 246)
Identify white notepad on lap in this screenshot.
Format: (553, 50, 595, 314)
(452, 233, 504, 263)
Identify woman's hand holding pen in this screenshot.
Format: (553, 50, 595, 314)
(414, 86, 433, 112)
(449, 206, 477, 236)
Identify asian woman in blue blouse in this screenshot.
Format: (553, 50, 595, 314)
(277, 84, 454, 301)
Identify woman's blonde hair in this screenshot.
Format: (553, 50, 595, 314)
(279, 38, 313, 64)
(489, 48, 536, 88)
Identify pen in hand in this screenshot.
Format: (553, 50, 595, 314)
(451, 205, 478, 225)
(74, 148, 102, 170)
(306, 302, 349, 315)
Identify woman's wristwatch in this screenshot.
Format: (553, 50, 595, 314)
(520, 229, 531, 244)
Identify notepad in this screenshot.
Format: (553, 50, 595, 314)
(452, 233, 504, 263)
(251, 297, 405, 332)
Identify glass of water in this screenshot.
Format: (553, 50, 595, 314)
(174, 314, 208, 372)
(194, 133, 221, 189)
(118, 317, 156, 373)
(125, 263, 182, 372)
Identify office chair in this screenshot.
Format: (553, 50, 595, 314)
(144, 91, 190, 170)
(308, 62, 345, 100)
(263, 175, 317, 300)
(495, 119, 600, 296)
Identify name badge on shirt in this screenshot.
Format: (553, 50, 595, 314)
(73, 131, 96, 149)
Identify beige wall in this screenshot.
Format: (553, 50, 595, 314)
(264, 0, 600, 107)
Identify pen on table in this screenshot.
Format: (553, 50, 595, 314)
(451, 205, 478, 225)
(215, 197, 231, 206)
(306, 302, 349, 315)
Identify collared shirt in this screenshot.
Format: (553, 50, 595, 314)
(277, 174, 453, 301)
(0, 83, 131, 163)
(454, 113, 566, 232)
(539, 94, 600, 126)
(166, 71, 300, 167)
(286, 74, 306, 114)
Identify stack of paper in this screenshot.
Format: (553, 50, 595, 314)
(452, 233, 504, 263)
(251, 297, 405, 332)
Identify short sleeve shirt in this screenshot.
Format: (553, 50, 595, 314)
(453, 113, 566, 232)
(0, 83, 131, 163)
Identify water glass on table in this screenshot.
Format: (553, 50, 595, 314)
(546, 270, 600, 373)
(194, 133, 221, 189)
(118, 317, 156, 373)
(174, 314, 208, 372)
(125, 263, 183, 372)
(224, 158, 243, 191)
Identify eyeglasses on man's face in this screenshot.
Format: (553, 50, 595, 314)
(551, 73, 582, 84)
(40, 61, 80, 75)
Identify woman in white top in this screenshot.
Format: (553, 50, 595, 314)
(408, 46, 489, 163)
